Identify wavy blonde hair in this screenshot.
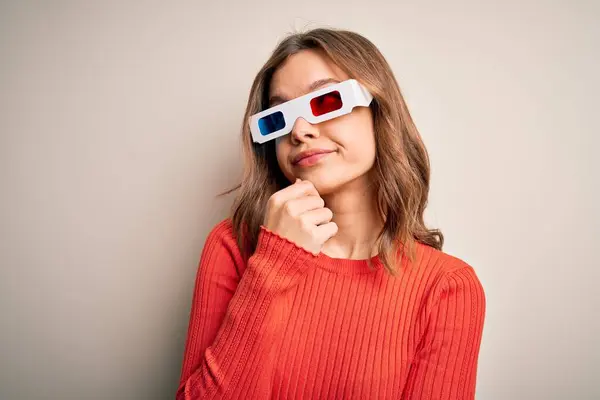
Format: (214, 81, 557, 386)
(223, 28, 443, 276)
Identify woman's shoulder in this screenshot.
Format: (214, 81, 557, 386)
(415, 241, 473, 271)
(200, 218, 248, 276)
(413, 241, 484, 290)
(206, 217, 235, 236)
(411, 242, 486, 332)
(204, 218, 238, 247)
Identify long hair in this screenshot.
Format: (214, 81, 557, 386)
(223, 28, 443, 276)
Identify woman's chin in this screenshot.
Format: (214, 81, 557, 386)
(305, 177, 343, 196)
(290, 169, 361, 196)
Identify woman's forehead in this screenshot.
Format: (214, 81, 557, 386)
(269, 50, 348, 100)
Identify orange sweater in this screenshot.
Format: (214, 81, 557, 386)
(177, 220, 485, 399)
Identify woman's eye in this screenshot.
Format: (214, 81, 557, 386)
(311, 91, 343, 116)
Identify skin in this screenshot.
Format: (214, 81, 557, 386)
(269, 49, 384, 259)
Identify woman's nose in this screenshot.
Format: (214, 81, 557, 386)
(290, 117, 319, 144)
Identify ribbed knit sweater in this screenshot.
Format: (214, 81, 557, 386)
(177, 219, 485, 399)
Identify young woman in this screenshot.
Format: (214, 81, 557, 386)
(177, 28, 486, 400)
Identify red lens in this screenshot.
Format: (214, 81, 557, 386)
(310, 90, 343, 117)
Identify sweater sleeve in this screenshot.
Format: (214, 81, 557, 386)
(176, 221, 315, 400)
(401, 266, 486, 400)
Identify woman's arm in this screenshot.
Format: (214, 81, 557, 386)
(401, 265, 486, 400)
(177, 220, 314, 399)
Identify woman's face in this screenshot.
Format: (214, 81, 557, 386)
(270, 49, 376, 195)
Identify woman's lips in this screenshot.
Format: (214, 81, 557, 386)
(294, 151, 333, 167)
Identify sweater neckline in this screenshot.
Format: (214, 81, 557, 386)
(314, 251, 383, 275)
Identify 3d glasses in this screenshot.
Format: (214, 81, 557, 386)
(249, 79, 373, 144)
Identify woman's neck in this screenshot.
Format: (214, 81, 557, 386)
(320, 178, 384, 260)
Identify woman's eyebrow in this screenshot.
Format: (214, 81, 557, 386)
(268, 78, 341, 107)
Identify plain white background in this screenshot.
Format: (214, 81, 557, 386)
(1, 1, 598, 399)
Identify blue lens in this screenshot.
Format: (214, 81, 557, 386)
(258, 111, 285, 136)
